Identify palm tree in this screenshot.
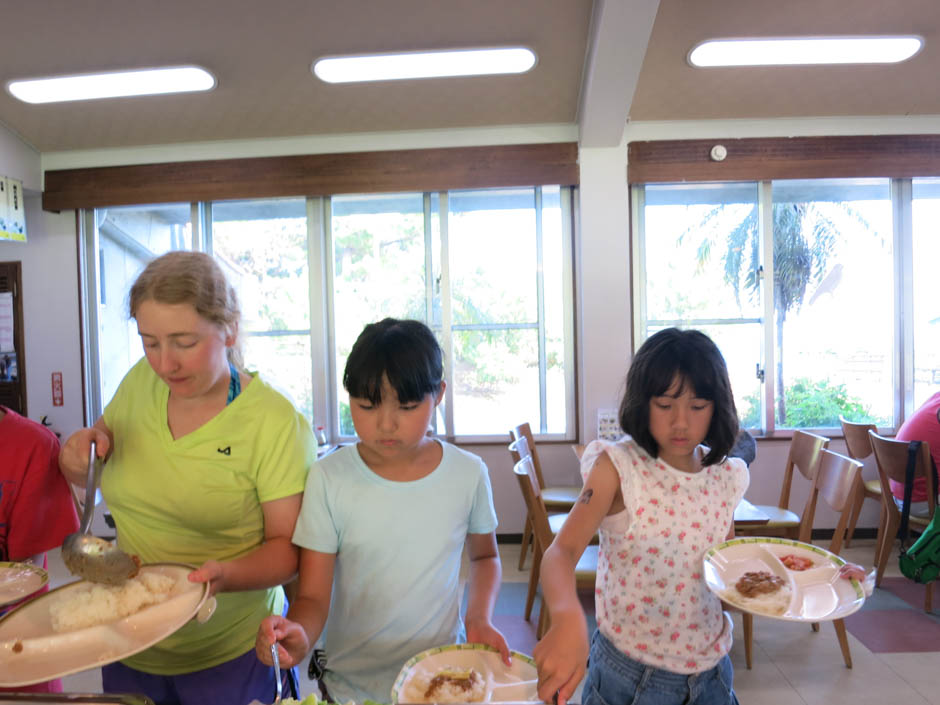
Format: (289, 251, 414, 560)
(686, 202, 849, 424)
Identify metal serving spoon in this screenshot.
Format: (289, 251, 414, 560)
(61, 441, 140, 585)
(271, 643, 282, 704)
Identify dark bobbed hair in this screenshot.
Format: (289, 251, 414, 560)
(343, 318, 443, 404)
(618, 328, 739, 466)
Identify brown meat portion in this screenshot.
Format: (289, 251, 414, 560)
(735, 570, 786, 598)
(425, 673, 476, 698)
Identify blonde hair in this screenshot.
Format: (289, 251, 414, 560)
(129, 251, 244, 369)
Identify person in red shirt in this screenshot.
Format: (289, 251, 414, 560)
(0, 406, 80, 692)
(890, 391, 940, 505)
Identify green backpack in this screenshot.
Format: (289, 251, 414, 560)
(897, 440, 940, 584)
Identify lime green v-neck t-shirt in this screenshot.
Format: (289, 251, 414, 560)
(102, 358, 315, 674)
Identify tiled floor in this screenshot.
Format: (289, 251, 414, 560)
(51, 538, 940, 704)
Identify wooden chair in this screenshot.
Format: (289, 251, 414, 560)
(737, 430, 830, 539)
(868, 431, 936, 612)
(510, 422, 582, 570)
(512, 449, 597, 638)
(741, 449, 862, 669)
(509, 436, 587, 622)
(839, 416, 885, 554)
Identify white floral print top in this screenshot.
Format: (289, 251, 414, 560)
(581, 437, 749, 674)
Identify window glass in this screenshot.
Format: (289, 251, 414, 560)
(637, 179, 895, 431)
(210, 198, 311, 418)
(95, 204, 192, 405)
(449, 188, 536, 435)
(639, 183, 763, 425)
(541, 187, 569, 433)
(330, 194, 427, 435)
(912, 178, 940, 409)
(771, 180, 893, 428)
(84, 186, 575, 442)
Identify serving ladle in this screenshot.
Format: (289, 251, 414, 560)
(61, 440, 140, 585)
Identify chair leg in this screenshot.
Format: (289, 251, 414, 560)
(844, 485, 866, 548)
(742, 612, 753, 670)
(872, 502, 887, 568)
(833, 618, 852, 668)
(875, 515, 899, 587)
(525, 544, 542, 622)
(811, 621, 820, 632)
(518, 517, 532, 570)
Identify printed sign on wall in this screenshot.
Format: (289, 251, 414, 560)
(0, 176, 27, 242)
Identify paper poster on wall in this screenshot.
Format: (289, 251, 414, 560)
(597, 408, 621, 441)
(0, 351, 17, 381)
(0, 176, 27, 242)
(0, 288, 15, 382)
(0, 291, 12, 351)
(0, 177, 8, 237)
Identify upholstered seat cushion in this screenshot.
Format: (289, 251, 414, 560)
(753, 505, 800, 527)
(575, 544, 599, 581)
(542, 485, 581, 507)
(548, 513, 568, 534)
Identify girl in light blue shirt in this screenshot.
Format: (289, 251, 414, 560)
(256, 318, 509, 703)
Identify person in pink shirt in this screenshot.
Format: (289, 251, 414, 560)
(890, 390, 940, 505)
(0, 406, 80, 693)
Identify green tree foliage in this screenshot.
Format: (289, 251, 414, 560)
(685, 201, 868, 425)
(739, 377, 885, 428)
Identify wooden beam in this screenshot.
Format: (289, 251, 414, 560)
(43, 142, 580, 211)
(628, 135, 940, 183)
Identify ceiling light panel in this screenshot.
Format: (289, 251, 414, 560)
(7, 66, 216, 104)
(689, 36, 924, 67)
(313, 47, 537, 83)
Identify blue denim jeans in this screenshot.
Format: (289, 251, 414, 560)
(582, 630, 739, 705)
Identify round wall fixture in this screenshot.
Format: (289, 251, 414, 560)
(710, 144, 728, 161)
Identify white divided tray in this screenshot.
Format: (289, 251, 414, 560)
(703, 537, 865, 622)
(392, 643, 539, 703)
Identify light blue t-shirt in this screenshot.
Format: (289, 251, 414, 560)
(292, 441, 498, 704)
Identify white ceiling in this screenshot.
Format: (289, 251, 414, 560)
(1, 0, 938, 155)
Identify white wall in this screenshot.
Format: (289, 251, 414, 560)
(0, 197, 84, 436)
(32, 116, 926, 535)
(0, 121, 40, 192)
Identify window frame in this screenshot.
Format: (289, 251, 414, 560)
(77, 185, 578, 443)
(631, 172, 922, 437)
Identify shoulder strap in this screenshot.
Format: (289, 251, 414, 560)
(899, 440, 922, 546)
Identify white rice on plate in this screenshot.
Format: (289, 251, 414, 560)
(407, 666, 486, 703)
(49, 572, 178, 632)
(721, 571, 792, 616)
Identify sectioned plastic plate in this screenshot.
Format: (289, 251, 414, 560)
(703, 537, 865, 622)
(0, 562, 208, 687)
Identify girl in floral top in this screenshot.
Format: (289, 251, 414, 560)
(534, 328, 747, 705)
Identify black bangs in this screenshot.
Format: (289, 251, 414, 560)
(638, 331, 719, 401)
(619, 328, 739, 465)
(343, 319, 443, 404)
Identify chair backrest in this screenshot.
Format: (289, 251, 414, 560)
(797, 449, 862, 553)
(508, 435, 532, 467)
(868, 431, 937, 518)
(511, 423, 546, 490)
(839, 415, 877, 461)
(513, 454, 554, 552)
(778, 430, 830, 510)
